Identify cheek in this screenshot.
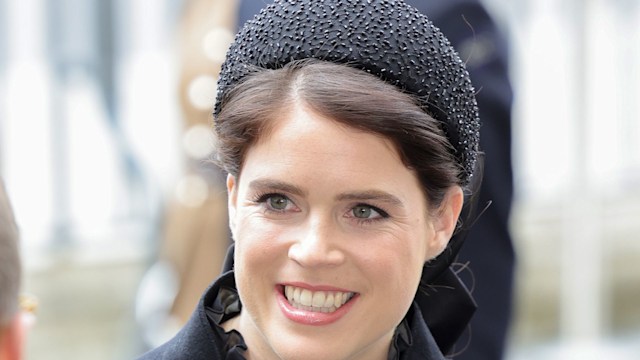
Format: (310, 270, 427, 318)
(377, 247, 424, 292)
(355, 231, 426, 298)
(234, 216, 285, 270)
(233, 221, 279, 304)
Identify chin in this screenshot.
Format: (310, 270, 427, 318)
(265, 330, 385, 360)
(272, 344, 356, 360)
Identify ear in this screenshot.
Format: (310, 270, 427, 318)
(0, 313, 24, 360)
(226, 174, 238, 239)
(425, 186, 464, 260)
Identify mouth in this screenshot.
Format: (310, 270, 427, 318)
(276, 284, 359, 325)
(283, 285, 356, 313)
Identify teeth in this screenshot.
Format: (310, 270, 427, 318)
(294, 287, 301, 304)
(324, 293, 334, 308)
(334, 292, 342, 308)
(312, 291, 325, 307)
(284, 285, 354, 313)
(300, 289, 312, 306)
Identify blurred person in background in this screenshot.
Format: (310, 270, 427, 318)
(138, 0, 483, 358)
(408, 1, 515, 359)
(236, 0, 516, 358)
(0, 180, 24, 360)
(135, 0, 236, 347)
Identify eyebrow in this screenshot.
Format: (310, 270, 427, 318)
(247, 179, 307, 197)
(336, 190, 404, 208)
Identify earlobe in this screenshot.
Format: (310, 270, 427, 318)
(426, 186, 464, 260)
(226, 174, 238, 237)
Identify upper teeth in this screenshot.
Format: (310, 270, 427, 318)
(284, 285, 354, 313)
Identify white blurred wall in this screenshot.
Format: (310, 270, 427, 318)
(484, 0, 640, 357)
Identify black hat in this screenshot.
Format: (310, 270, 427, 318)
(215, 0, 480, 186)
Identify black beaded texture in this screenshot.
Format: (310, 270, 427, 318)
(215, 0, 480, 185)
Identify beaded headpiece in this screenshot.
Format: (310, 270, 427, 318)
(214, 0, 480, 185)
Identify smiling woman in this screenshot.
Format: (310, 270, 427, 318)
(223, 99, 462, 359)
(137, 1, 481, 359)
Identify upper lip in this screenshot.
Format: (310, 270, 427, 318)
(279, 282, 356, 293)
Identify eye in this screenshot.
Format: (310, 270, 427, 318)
(351, 204, 387, 220)
(254, 193, 297, 213)
(268, 194, 289, 211)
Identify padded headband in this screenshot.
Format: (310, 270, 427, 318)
(215, 0, 480, 185)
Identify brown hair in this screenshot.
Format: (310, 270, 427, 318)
(214, 59, 462, 208)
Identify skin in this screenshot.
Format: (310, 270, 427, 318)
(224, 102, 463, 360)
(0, 314, 24, 360)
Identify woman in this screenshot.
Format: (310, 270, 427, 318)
(139, 0, 480, 358)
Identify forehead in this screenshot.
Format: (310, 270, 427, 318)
(238, 103, 425, 204)
(251, 103, 400, 166)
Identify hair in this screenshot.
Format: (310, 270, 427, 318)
(0, 181, 20, 328)
(214, 59, 462, 209)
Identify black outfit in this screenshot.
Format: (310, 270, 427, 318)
(137, 244, 471, 359)
(236, 1, 515, 359)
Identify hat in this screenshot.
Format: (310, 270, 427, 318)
(215, 0, 480, 186)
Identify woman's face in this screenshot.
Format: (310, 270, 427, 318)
(227, 103, 461, 360)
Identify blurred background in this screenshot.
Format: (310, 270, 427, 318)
(0, 0, 639, 359)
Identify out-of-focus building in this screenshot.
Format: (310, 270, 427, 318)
(0, 0, 639, 359)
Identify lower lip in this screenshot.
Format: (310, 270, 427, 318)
(276, 287, 358, 326)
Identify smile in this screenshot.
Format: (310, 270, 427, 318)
(277, 284, 359, 325)
(284, 285, 355, 313)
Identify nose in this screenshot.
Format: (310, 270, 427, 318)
(288, 217, 345, 268)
